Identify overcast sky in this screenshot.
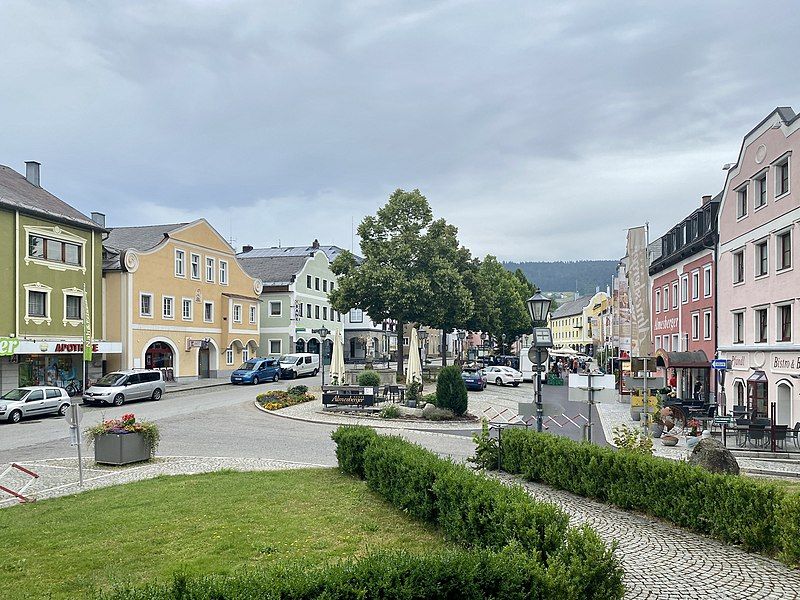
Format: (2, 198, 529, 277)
(2, 1, 798, 261)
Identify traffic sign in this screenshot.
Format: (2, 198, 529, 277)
(711, 359, 730, 370)
(528, 347, 549, 366)
(64, 403, 82, 427)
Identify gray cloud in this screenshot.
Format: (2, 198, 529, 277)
(1, 0, 798, 261)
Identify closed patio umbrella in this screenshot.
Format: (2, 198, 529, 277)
(406, 328, 423, 386)
(329, 328, 346, 385)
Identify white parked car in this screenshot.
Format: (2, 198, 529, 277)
(0, 386, 71, 423)
(484, 366, 524, 387)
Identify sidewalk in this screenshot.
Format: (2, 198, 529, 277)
(165, 377, 231, 394)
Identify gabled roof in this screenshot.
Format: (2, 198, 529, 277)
(0, 164, 104, 231)
(550, 296, 592, 319)
(103, 223, 188, 270)
(238, 255, 311, 287)
(239, 244, 357, 263)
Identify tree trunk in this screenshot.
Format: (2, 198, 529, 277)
(441, 332, 447, 366)
(396, 318, 404, 377)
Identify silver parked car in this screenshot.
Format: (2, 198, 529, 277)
(0, 386, 72, 423)
(83, 370, 165, 406)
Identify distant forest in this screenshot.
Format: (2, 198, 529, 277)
(503, 260, 618, 295)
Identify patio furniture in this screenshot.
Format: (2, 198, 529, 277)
(732, 405, 748, 417)
(747, 425, 767, 448)
(772, 425, 789, 450)
(791, 422, 800, 450)
(734, 418, 750, 447)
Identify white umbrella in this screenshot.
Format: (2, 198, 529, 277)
(552, 346, 579, 356)
(406, 327, 423, 386)
(329, 328, 346, 385)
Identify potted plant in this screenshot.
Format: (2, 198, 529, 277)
(686, 418, 702, 449)
(85, 413, 160, 465)
(648, 411, 664, 438)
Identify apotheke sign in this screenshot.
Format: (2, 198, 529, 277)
(1, 339, 122, 355)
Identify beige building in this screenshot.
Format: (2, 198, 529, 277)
(547, 291, 609, 356)
(103, 220, 261, 381)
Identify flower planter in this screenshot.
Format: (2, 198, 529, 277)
(661, 435, 679, 447)
(650, 423, 664, 438)
(94, 432, 152, 465)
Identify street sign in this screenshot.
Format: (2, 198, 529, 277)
(533, 327, 554, 348)
(711, 359, 730, 370)
(528, 347, 549, 366)
(64, 403, 82, 427)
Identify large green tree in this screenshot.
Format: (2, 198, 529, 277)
(329, 189, 471, 374)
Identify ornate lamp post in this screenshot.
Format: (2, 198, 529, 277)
(314, 326, 330, 387)
(457, 330, 466, 363)
(526, 293, 553, 432)
(418, 329, 428, 367)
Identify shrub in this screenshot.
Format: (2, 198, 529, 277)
(357, 369, 381, 387)
(330, 425, 378, 477)
(287, 385, 308, 396)
(611, 423, 653, 455)
(435, 365, 468, 415)
(423, 406, 455, 421)
(422, 392, 437, 406)
(379, 405, 401, 419)
(406, 380, 421, 405)
(469, 418, 499, 470)
(778, 493, 800, 566)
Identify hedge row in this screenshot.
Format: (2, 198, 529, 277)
(331, 425, 625, 599)
(99, 548, 599, 600)
(497, 428, 800, 564)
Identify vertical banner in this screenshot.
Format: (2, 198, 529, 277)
(626, 226, 652, 358)
(612, 271, 631, 356)
(83, 287, 92, 362)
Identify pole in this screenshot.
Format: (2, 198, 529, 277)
(320, 340, 325, 387)
(536, 347, 543, 432)
(71, 401, 84, 487)
(587, 370, 594, 443)
(642, 357, 649, 433)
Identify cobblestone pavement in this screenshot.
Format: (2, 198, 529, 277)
(494, 472, 800, 600)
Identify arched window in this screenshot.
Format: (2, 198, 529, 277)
(295, 338, 306, 353)
(734, 380, 745, 406)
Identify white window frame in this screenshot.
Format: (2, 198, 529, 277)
(24, 282, 52, 325)
(62, 288, 84, 326)
(219, 260, 229, 285)
(315, 305, 320, 319)
(703, 310, 712, 340)
(140, 292, 154, 318)
(691, 312, 700, 340)
(307, 274, 312, 288)
(226, 348, 234, 365)
(733, 311, 745, 344)
(233, 303, 242, 323)
(775, 155, 791, 199)
(182, 297, 193, 321)
(736, 184, 748, 219)
(662, 286, 669, 311)
(754, 306, 768, 343)
(242, 348, 249, 362)
(175, 249, 186, 278)
(671, 333, 680, 352)
(269, 339, 282, 355)
(680, 275, 688, 304)
(190, 253, 201, 280)
(777, 229, 792, 272)
(755, 239, 769, 278)
(306, 303, 312, 318)
(269, 301, 282, 317)
(162, 295, 175, 320)
(691, 271, 699, 301)
(204, 301, 214, 323)
(249, 305, 257, 324)
(206, 257, 215, 283)
(655, 289, 661, 314)
(703, 265, 712, 298)
(777, 302, 793, 343)
(733, 249, 745, 284)
(672, 282, 678, 309)
(654, 335, 661, 350)
(754, 171, 768, 209)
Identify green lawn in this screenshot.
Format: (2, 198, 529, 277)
(0, 468, 447, 599)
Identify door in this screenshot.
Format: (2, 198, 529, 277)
(44, 388, 63, 414)
(127, 373, 145, 399)
(23, 390, 46, 416)
(198, 348, 210, 379)
(256, 361, 267, 380)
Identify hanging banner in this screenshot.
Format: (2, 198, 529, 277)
(626, 226, 653, 358)
(83, 290, 92, 361)
(612, 272, 631, 355)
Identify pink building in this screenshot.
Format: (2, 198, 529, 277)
(718, 107, 800, 425)
(649, 195, 720, 402)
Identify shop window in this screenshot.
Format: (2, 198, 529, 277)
(747, 371, 768, 419)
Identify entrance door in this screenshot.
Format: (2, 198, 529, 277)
(777, 383, 793, 425)
(198, 348, 210, 379)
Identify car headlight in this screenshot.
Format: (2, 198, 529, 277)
(0, 404, 6, 411)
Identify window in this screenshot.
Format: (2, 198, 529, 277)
(403, 337, 409, 346)
(755, 308, 768, 343)
(691, 271, 699, 300)
(65, 295, 82, 320)
(163, 296, 174, 319)
(655, 289, 661, 313)
(350, 308, 364, 323)
(756, 240, 768, 277)
(662, 286, 669, 311)
(703, 266, 712, 297)
(233, 304, 242, 323)
(140, 293, 153, 317)
(330, 282, 334, 292)
(314, 277, 320, 291)
(246, 305, 255, 323)
(182, 298, 193, 321)
(175, 249, 185, 277)
(655, 336, 661, 350)
(337, 312, 341, 322)
(190, 253, 200, 279)
(307, 275, 312, 288)
(206, 257, 215, 282)
(671, 333, 679, 352)
(703, 311, 712, 340)
(733, 250, 744, 284)
(779, 304, 792, 342)
(778, 231, 792, 270)
(204, 302, 214, 322)
(737, 185, 748, 218)
(226, 348, 234, 365)
(219, 260, 228, 285)
(269, 301, 281, 317)
(323, 280, 328, 292)
(27, 235, 82, 266)
(28, 291, 47, 317)
(242, 348, 249, 362)
(323, 306, 328, 320)
(691, 313, 700, 340)
(756, 173, 767, 208)
(315, 305, 320, 319)
(672, 282, 678, 308)
(681, 276, 688, 304)
(663, 336, 670, 351)
(269, 340, 281, 354)
(306, 303, 312, 318)
(733, 312, 744, 344)
(776, 157, 790, 197)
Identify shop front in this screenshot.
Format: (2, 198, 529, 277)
(654, 349, 712, 404)
(723, 351, 799, 427)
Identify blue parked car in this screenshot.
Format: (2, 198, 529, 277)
(461, 369, 486, 391)
(230, 358, 281, 385)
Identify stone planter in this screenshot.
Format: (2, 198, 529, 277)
(650, 422, 664, 438)
(95, 432, 151, 465)
(661, 435, 679, 447)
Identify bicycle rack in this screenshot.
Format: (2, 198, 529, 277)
(0, 463, 39, 503)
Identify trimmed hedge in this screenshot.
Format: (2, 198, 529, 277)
(356, 369, 381, 387)
(498, 428, 800, 564)
(334, 426, 624, 598)
(436, 365, 468, 415)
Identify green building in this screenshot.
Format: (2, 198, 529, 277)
(0, 162, 119, 393)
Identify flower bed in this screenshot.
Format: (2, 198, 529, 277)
(85, 413, 160, 457)
(257, 387, 315, 411)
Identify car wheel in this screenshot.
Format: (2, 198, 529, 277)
(252, 376, 260, 385)
(273, 373, 279, 383)
(512, 382, 520, 387)
(495, 377, 503, 386)
(313, 368, 319, 376)
(151, 388, 162, 401)
(113, 394, 125, 407)
(9, 410, 22, 424)
(58, 403, 70, 416)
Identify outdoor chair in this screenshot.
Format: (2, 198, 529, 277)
(773, 425, 789, 450)
(747, 425, 767, 448)
(792, 422, 800, 450)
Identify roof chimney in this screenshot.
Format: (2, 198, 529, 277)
(312, 239, 320, 249)
(242, 245, 253, 253)
(702, 195, 712, 206)
(91, 212, 106, 228)
(25, 161, 40, 187)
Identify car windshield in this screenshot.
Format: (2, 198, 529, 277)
(238, 361, 258, 370)
(279, 355, 299, 363)
(94, 373, 127, 387)
(1, 388, 28, 401)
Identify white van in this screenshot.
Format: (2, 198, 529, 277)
(519, 347, 548, 383)
(279, 353, 320, 379)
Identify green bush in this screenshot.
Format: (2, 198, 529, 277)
(406, 380, 421, 405)
(435, 365, 468, 415)
(498, 428, 793, 557)
(422, 392, 437, 406)
(287, 385, 308, 396)
(379, 405, 401, 419)
(778, 493, 800, 565)
(330, 425, 378, 478)
(357, 369, 381, 387)
(423, 406, 455, 421)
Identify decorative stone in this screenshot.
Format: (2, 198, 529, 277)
(688, 438, 740, 475)
(661, 435, 679, 447)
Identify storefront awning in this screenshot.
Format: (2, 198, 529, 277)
(747, 370, 768, 383)
(655, 349, 709, 369)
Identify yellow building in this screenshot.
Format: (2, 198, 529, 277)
(103, 220, 261, 381)
(547, 291, 609, 356)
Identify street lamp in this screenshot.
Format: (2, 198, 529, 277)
(526, 293, 553, 432)
(418, 329, 428, 367)
(457, 330, 466, 363)
(315, 326, 330, 387)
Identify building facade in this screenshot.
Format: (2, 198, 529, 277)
(548, 292, 609, 355)
(103, 220, 261, 381)
(718, 107, 800, 425)
(0, 162, 118, 393)
(343, 308, 397, 362)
